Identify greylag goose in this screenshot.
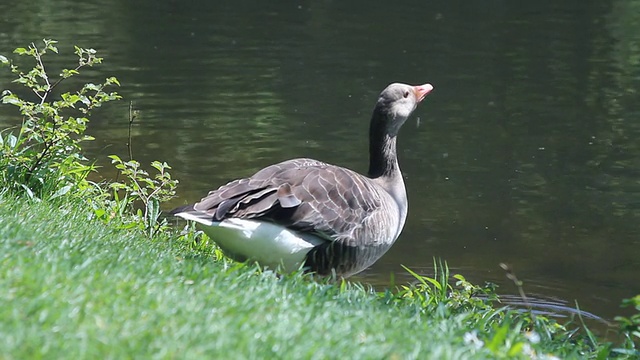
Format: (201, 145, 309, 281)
(171, 82, 433, 277)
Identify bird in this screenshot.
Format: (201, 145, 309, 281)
(171, 82, 433, 277)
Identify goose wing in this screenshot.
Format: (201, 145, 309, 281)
(176, 158, 386, 245)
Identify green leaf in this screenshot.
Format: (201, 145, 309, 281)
(506, 342, 524, 357)
(0, 55, 8, 66)
(108, 155, 123, 163)
(106, 77, 120, 86)
(93, 208, 107, 220)
(83, 83, 101, 92)
(146, 198, 160, 227)
(7, 134, 17, 148)
(61, 93, 81, 104)
(19, 184, 37, 200)
(61, 68, 79, 78)
(402, 265, 431, 288)
(486, 323, 509, 353)
(151, 161, 163, 172)
(1, 94, 23, 107)
(13, 47, 28, 55)
(50, 184, 73, 199)
(110, 183, 127, 191)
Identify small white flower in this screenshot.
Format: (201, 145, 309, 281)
(525, 331, 541, 344)
(463, 330, 484, 349)
(540, 355, 561, 360)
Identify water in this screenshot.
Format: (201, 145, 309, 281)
(1, 1, 639, 324)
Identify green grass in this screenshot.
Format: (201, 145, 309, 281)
(0, 194, 636, 359)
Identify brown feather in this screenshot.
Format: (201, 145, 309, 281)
(186, 158, 387, 245)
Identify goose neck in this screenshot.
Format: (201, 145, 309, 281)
(367, 114, 400, 179)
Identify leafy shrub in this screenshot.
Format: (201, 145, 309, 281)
(102, 155, 178, 237)
(0, 39, 120, 199)
(1, 39, 178, 236)
(614, 294, 640, 355)
(390, 260, 497, 315)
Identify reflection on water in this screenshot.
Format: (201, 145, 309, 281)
(1, 0, 639, 324)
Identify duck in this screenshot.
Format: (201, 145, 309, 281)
(171, 82, 433, 277)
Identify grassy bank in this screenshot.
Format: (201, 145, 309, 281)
(0, 194, 636, 359)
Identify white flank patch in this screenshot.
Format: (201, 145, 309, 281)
(175, 213, 325, 272)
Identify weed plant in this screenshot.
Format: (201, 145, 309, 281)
(0, 39, 120, 200)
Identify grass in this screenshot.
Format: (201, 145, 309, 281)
(0, 194, 637, 359)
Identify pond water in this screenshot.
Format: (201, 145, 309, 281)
(1, 1, 639, 324)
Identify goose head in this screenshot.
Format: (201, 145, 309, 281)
(374, 83, 433, 136)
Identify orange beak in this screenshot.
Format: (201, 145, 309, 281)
(414, 83, 434, 102)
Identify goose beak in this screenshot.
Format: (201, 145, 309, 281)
(414, 83, 434, 102)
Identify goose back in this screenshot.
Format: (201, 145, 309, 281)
(182, 158, 406, 250)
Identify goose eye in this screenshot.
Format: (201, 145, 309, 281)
(403, 91, 410, 98)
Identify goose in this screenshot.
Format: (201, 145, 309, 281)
(171, 82, 433, 277)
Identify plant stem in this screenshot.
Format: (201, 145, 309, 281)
(128, 101, 134, 161)
(500, 263, 535, 321)
(33, 42, 51, 106)
(25, 44, 55, 184)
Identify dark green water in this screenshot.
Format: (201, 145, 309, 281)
(1, 1, 639, 323)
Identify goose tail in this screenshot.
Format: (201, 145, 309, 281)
(170, 205, 216, 226)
